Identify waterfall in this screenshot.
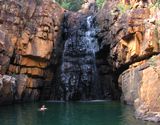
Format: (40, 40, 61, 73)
(60, 15, 99, 101)
(86, 16, 99, 53)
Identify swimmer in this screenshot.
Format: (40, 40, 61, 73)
(39, 105, 47, 111)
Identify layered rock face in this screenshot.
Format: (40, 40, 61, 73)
(0, 0, 64, 104)
(119, 55, 160, 121)
(97, 0, 160, 122)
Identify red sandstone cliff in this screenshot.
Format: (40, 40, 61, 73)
(0, 0, 64, 104)
(97, 0, 160, 122)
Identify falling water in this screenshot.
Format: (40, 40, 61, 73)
(86, 16, 99, 53)
(60, 15, 99, 101)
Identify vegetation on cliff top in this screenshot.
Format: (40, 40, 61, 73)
(53, 0, 105, 11)
(154, 0, 160, 8)
(54, 0, 84, 11)
(96, 0, 105, 9)
(117, 2, 131, 14)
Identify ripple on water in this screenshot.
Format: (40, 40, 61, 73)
(0, 101, 159, 125)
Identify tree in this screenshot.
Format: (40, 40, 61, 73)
(54, 0, 84, 11)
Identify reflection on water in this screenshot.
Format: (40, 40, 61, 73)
(121, 105, 158, 125)
(0, 101, 159, 125)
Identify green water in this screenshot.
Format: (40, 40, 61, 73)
(0, 101, 159, 125)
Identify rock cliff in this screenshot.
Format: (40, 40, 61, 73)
(0, 0, 64, 104)
(49, 0, 120, 101)
(97, 0, 160, 122)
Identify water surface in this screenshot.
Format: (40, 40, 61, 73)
(0, 101, 159, 125)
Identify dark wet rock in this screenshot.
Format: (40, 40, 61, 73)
(53, 11, 100, 101)
(0, 75, 16, 105)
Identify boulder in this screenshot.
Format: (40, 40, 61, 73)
(119, 55, 160, 122)
(0, 75, 16, 105)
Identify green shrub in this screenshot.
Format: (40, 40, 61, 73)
(54, 0, 84, 11)
(117, 2, 131, 14)
(96, 0, 105, 9)
(148, 56, 157, 67)
(61, 1, 71, 10)
(154, 0, 160, 8)
(151, 0, 160, 8)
